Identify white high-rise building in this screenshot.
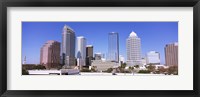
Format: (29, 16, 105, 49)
(146, 51, 160, 65)
(126, 31, 142, 66)
(76, 36, 86, 66)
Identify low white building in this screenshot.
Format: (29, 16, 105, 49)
(126, 60, 142, 66)
(154, 65, 168, 69)
(141, 57, 147, 66)
(119, 55, 125, 63)
(139, 65, 147, 70)
(91, 60, 117, 71)
(28, 69, 79, 75)
(146, 51, 160, 65)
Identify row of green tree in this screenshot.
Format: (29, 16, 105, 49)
(22, 65, 46, 75)
(106, 63, 178, 75)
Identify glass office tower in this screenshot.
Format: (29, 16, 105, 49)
(108, 32, 119, 62)
(61, 25, 76, 66)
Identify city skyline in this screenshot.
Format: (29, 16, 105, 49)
(22, 22, 178, 64)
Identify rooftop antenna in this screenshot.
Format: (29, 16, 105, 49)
(23, 56, 26, 64)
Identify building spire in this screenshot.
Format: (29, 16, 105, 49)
(63, 24, 74, 32)
(129, 30, 137, 37)
(23, 56, 26, 64)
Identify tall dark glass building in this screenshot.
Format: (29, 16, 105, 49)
(108, 32, 119, 62)
(61, 25, 76, 66)
(86, 45, 93, 66)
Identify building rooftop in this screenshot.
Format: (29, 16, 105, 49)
(63, 24, 74, 32)
(109, 32, 118, 34)
(77, 36, 85, 38)
(129, 31, 137, 37)
(148, 51, 159, 53)
(95, 53, 102, 55)
(166, 42, 178, 46)
(47, 40, 59, 43)
(86, 45, 93, 47)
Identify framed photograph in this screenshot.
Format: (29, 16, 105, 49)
(1, 0, 200, 97)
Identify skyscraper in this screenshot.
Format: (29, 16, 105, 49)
(86, 45, 93, 66)
(146, 51, 160, 65)
(108, 32, 119, 62)
(165, 42, 178, 66)
(76, 36, 86, 66)
(126, 31, 142, 66)
(61, 25, 76, 67)
(40, 40, 61, 69)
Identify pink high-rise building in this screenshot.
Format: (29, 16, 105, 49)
(165, 42, 178, 66)
(40, 40, 61, 69)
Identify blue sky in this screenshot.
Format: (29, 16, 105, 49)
(22, 22, 178, 64)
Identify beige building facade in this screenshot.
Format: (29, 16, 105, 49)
(165, 42, 178, 66)
(40, 40, 61, 69)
